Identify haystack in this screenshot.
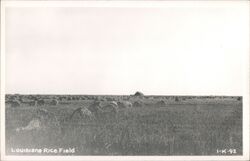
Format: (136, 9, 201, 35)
(133, 101, 143, 107)
(69, 107, 94, 122)
(37, 99, 45, 106)
(117, 101, 133, 108)
(134, 91, 144, 97)
(155, 100, 167, 107)
(16, 108, 60, 133)
(50, 99, 59, 106)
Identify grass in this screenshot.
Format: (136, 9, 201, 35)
(5, 96, 242, 155)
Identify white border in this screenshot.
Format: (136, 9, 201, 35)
(1, 1, 249, 161)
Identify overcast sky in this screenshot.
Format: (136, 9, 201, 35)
(4, 2, 249, 95)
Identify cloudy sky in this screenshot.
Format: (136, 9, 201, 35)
(4, 2, 249, 95)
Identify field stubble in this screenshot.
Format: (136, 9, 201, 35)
(6, 96, 242, 155)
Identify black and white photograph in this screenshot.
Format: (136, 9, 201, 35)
(1, 1, 249, 160)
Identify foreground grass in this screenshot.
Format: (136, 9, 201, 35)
(6, 98, 242, 155)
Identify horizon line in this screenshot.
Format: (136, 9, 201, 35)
(4, 93, 242, 97)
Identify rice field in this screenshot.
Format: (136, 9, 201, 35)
(5, 95, 242, 155)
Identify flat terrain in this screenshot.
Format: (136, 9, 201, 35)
(5, 95, 242, 155)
